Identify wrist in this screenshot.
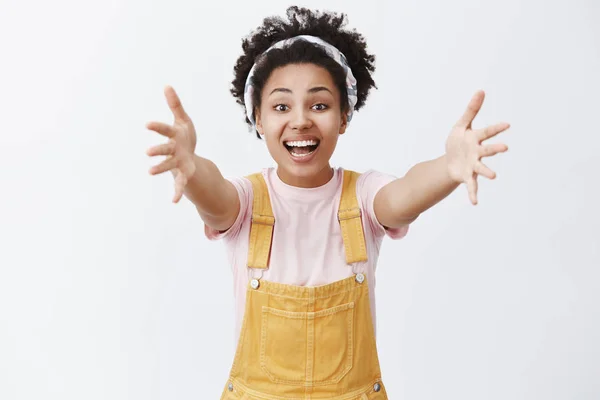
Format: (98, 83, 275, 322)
(442, 154, 463, 185)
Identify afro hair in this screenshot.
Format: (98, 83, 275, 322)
(230, 6, 377, 138)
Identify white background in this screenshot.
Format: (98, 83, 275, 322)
(1, 0, 599, 399)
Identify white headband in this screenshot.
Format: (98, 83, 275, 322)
(243, 35, 358, 128)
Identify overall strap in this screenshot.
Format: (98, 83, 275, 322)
(246, 170, 367, 268)
(338, 170, 368, 264)
(246, 173, 275, 269)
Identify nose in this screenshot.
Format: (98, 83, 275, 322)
(289, 108, 312, 131)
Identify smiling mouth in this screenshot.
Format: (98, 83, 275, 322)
(284, 139, 320, 157)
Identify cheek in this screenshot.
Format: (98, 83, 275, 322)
(318, 117, 342, 137)
(261, 113, 285, 132)
(324, 134, 340, 150)
(316, 109, 342, 127)
(262, 131, 284, 155)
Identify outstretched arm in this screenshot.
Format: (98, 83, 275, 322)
(146, 86, 239, 231)
(374, 90, 510, 229)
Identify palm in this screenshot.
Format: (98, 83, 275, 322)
(172, 118, 197, 156)
(145, 86, 198, 203)
(445, 91, 510, 205)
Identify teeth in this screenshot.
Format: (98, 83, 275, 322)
(285, 140, 318, 147)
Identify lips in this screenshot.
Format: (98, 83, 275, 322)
(282, 137, 321, 163)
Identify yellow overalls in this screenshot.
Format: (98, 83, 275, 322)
(220, 170, 388, 400)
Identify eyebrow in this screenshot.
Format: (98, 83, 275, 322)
(269, 86, 333, 96)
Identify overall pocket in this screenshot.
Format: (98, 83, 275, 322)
(260, 302, 355, 385)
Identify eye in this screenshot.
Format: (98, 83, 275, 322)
(312, 103, 329, 111)
(274, 104, 289, 112)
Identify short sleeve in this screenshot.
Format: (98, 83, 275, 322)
(204, 176, 253, 241)
(356, 169, 409, 240)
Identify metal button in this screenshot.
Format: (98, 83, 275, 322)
(250, 279, 260, 290)
(373, 382, 381, 392)
(355, 273, 365, 284)
(227, 382, 233, 391)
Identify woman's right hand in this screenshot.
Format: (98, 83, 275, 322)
(146, 86, 198, 203)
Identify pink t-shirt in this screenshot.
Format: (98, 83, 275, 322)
(205, 167, 409, 344)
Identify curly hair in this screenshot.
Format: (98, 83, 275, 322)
(230, 6, 377, 138)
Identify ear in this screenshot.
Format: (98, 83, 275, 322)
(255, 108, 264, 136)
(339, 113, 348, 135)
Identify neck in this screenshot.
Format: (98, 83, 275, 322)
(276, 165, 334, 188)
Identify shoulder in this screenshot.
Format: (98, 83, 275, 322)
(347, 168, 409, 240)
(334, 167, 396, 197)
(203, 172, 260, 241)
(355, 169, 398, 190)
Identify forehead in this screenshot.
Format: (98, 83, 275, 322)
(263, 63, 337, 92)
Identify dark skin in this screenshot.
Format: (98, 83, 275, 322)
(146, 67, 509, 231)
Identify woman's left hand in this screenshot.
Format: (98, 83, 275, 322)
(445, 90, 510, 205)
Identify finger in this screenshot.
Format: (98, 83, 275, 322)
(146, 121, 175, 138)
(477, 122, 510, 141)
(164, 86, 190, 123)
(473, 161, 496, 179)
(146, 142, 176, 157)
(149, 156, 178, 175)
(466, 172, 478, 205)
(455, 90, 485, 129)
(173, 171, 188, 203)
(479, 143, 508, 158)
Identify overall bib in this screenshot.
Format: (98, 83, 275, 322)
(220, 170, 388, 400)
